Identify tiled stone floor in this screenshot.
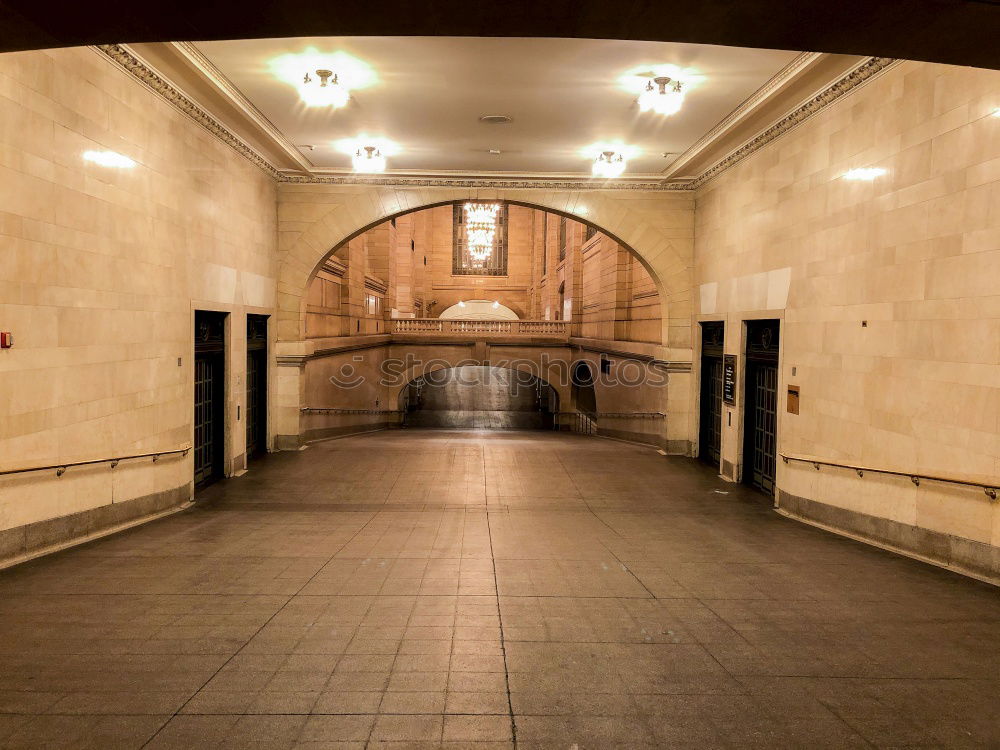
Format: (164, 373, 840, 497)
(1, 430, 998, 749)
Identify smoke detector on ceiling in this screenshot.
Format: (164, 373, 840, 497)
(479, 115, 512, 124)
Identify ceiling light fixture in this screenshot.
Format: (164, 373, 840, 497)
(300, 68, 348, 108)
(639, 76, 685, 116)
(268, 48, 377, 108)
(843, 167, 887, 180)
(352, 145, 387, 173)
(82, 150, 136, 168)
(592, 150, 626, 178)
(463, 203, 502, 266)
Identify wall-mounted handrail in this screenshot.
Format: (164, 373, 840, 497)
(780, 453, 998, 501)
(0, 446, 191, 479)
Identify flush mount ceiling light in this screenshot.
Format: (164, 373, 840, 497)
(592, 151, 626, 178)
(619, 64, 701, 116)
(843, 167, 888, 180)
(581, 142, 640, 179)
(82, 150, 135, 168)
(639, 76, 685, 116)
(334, 135, 400, 173)
(300, 68, 348, 108)
(268, 48, 377, 108)
(463, 203, 502, 265)
(352, 145, 386, 173)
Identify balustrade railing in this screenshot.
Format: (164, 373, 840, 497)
(390, 319, 570, 337)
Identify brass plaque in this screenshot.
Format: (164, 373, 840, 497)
(787, 385, 800, 414)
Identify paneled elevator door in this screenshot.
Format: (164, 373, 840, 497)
(194, 311, 226, 489)
(743, 320, 780, 495)
(246, 314, 268, 460)
(699, 322, 724, 468)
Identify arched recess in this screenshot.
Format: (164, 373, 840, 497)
(439, 300, 519, 320)
(397, 365, 560, 429)
(276, 188, 693, 351)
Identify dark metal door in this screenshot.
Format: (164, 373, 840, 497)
(194, 311, 226, 488)
(246, 315, 268, 460)
(699, 322, 724, 467)
(743, 320, 780, 495)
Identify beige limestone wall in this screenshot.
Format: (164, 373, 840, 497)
(694, 59, 1000, 574)
(0, 47, 277, 545)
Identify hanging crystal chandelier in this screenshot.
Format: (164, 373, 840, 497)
(638, 76, 685, 116)
(592, 150, 626, 178)
(463, 203, 501, 265)
(352, 145, 387, 173)
(300, 68, 349, 108)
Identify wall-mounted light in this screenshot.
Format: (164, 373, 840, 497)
(842, 167, 887, 180)
(83, 150, 135, 168)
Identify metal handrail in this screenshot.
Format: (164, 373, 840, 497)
(780, 453, 997, 501)
(0, 446, 191, 478)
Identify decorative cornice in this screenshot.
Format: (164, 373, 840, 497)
(170, 42, 314, 172)
(690, 56, 900, 188)
(665, 52, 823, 179)
(92, 44, 280, 178)
(277, 173, 691, 191)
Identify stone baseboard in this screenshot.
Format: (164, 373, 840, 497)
(778, 490, 999, 582)
(0, 483, 192, 566)
(303, 422, 393, 442)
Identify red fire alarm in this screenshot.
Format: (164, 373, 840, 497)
(0, 332, 13, 349)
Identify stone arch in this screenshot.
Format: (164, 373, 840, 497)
(276, 186, 693, 349)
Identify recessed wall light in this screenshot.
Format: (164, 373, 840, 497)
(843, 167, 887, 180)
(83, 150, 135, 168)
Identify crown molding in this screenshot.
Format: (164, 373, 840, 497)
(664, 51, 823, 179)
(93, 43, 900, 194)
(277, 172, 692, 190)
(689, 56, 900, 188)
(169, 42, 314, 172)
(92, 44, 281, 178)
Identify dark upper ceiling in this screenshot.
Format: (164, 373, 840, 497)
(1, 0, 999, 70)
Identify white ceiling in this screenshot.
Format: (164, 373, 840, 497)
(194, 37, 800, 176)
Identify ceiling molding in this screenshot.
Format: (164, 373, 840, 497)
(277, 173, 691, 191)
(92, 44, 281, 178)
(690, 56, 900, 188)
(169, 42, 314, 172)
(663, 51, 823, 178)
(92, 43, 900, 194)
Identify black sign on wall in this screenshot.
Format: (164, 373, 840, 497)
(723, 354, 737, 405)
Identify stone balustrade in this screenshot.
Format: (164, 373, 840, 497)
(390, 318, 571, 338)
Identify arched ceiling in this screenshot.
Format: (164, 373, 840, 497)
(1, 0, 998, 70)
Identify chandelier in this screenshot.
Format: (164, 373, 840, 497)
(592, 150, 626, 178)
(463, 203, 501, 265)
(638, 76, 685, 116)
(352, 145, 387, 173)
(300, 68, 349, 108)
